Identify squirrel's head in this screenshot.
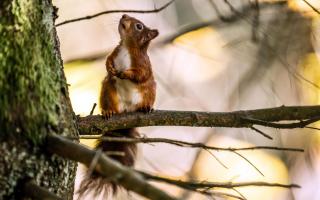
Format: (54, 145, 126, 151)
(118, 14, 159, 48)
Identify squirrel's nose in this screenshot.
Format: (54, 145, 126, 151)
(122, 14, 129, 19)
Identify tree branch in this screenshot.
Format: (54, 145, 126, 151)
(78, 106, 320, 135)
(302, 0, 320, 15)
(46, 134, 300, 200)
(241, 116, 320, 129)
(56, 0, 175, 27)
(22, 180, 62, 200)
(45, 134, 177, 200)
(77, 134, 303, 178)
(138, 171, 300, 190)
(250, 126, 272, 139)
(160, 0, 286, 43)
(138, 171, 301, 190)
(77, 135, 304, 153)
(90, 103, 97, 115)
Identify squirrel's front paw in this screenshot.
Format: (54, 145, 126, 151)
(116, 71, 126, 79)
(108, 67, 118, 76)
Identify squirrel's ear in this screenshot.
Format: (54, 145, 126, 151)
(147, 29, 159, 41)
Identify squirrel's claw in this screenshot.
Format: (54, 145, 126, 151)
(116, 71, 126, 79)
(102, 110, 116, 119)
(138, 106, 153, 113)
(108, 67, 117, 76)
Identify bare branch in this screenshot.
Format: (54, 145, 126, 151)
(87, 149, 103, 176)
(138, 171, 300, 190)
(222, 0, 242, 15)
(78, 106, 320, 135)
(160, 20, 221, 44)
(77, 134, 303, 177)
(56, 0, 175, 27)
(232, 188, 247, 200)
(22, 180, 62, 200)
(242, 116, 320, 129)
(187, 188, 245, 200)
(232, 151, 264, 176)
(208, 0, 237, 22)
(179, 133, 220, 199)
(47, 135, 300, 200)
(302, 0, 320, 15)
(306, 126, 320, 131)
(160, 1, 286, 43)
(204, 148, 229, 169)
(250, 126, 272, 139)
(46, 134, 177, 200)
(77, 135, 304, 153)
(89, 103, 97, 115)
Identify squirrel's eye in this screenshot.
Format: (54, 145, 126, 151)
(135, 23, 143, 31)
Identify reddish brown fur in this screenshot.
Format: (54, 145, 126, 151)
(100, 14, 158, 115)
(78, 14, 158, 198)
(99, 76, 119, 117)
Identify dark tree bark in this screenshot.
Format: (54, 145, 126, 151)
(0, 0, 78, 199)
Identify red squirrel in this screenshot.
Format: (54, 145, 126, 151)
(101, 14, 158, 117)
(78, 14, 158, 197)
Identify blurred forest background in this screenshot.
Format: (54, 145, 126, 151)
(53, 0, 320, 199)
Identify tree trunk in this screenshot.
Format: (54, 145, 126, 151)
(0, 0, 78, 199)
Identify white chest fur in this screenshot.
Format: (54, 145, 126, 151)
(114, 46, 131, 71)
(114, 78, 142, 112)
(113, 45, 141, 112)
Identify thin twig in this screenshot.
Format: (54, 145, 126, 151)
(87, 149, 102, 176)
(305, 126, 320, 131)
(79, 134, 303, 176)
(160, 1, 286, 43)
(76, 135, 304, 152)
(233, 151, 264, 176)
(90, 103, 97, 115)
(204, 148, 229, 169)
(179, 133, 218, 199)
(223, 0, 242, 15)
(78, 134, 304, 181)
(138, 171, 300, 189)
(195, 188, 245, 200)
(232, 188, 247, 200)
(250, 126, 272, 140)
(56, 0, 175, 27)
(302, 0, 320, 15)
(242, 117, 320, 129)
(208, 0, 237, 22)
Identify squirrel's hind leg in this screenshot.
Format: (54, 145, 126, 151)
(100, 77, 119, 119)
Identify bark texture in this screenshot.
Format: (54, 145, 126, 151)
(78, 106, 320, 134)
(0, 0, 78, 199)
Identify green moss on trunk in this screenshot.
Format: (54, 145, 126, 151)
(0, 0, 65, 142)
(0, 0, 78, 199)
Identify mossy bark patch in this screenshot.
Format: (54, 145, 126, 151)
(0, 0, 78, 199)
(0, 0, 64, 142)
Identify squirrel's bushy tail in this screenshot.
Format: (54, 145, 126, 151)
(77, 128, 139, 198)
